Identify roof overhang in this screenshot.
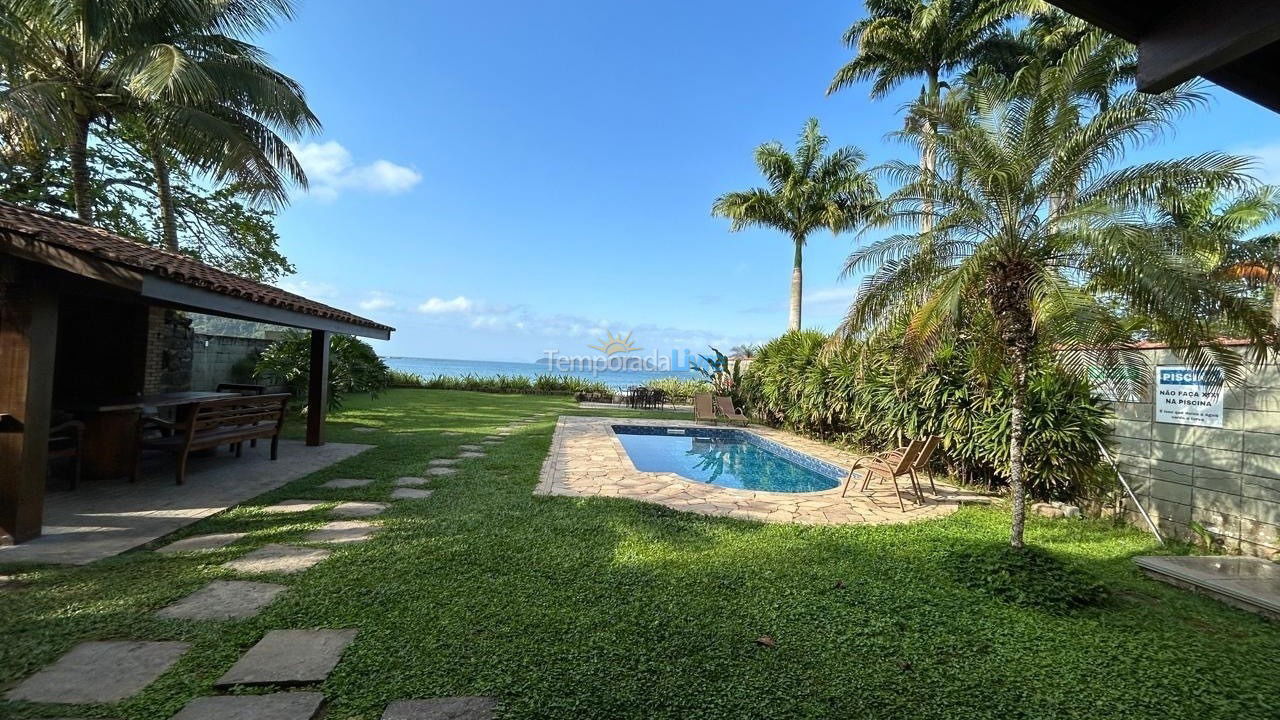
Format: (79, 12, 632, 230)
(1, 229, 391, 340)
(1046, 0, 1280, 113)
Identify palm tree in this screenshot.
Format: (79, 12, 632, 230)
(1152, 186, 1280, 324)
(0, 0, 314, 229)
(828, 0, 1033, 231)
(712, 119, 878, 331)
(840, 63, 1274, 548)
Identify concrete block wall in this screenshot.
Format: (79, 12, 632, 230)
(190, 334, 273, 391)
(1111, 349, 1280, 559)
(143, 308, 193, 395)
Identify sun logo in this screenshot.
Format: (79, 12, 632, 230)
(589, 330, 641, 355)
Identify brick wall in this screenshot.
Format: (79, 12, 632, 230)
(190, 334, 273, 391)
(1111, 348, 1280, 559)
(142, 308, 193, 394)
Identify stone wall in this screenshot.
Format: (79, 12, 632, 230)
(190, 334, 273, 391)
(1111, 347, 1280, 559)
(142, 308, 193, 395)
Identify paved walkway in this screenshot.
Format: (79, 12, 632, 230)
(537, 416, 989, 524)
(0, 440, 370, 565)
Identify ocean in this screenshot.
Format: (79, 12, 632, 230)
(382, 356, 698, 391)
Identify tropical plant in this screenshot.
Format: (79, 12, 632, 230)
(828, 0, 1033, 230)
(0, 0, 316, 236)
(691, 347, 746, 401)
(418, 373, 611, 396)
(642, 376, 712, 402)
(839, 65, 1274, 547)
(738, 331, 1112, 500)
(712, 119, 878, 331)
(254, 331, 390, 411)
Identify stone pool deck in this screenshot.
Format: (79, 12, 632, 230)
(536, 416, 990, 524)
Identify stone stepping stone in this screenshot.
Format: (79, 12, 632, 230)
(304, 521, 378, 544)
(260, 499, 326, 514)
(7, 640, 190, 704)
(458, 444, 482, 451)
(458, 451, 486, 459)
(481, 435, 501, 441)
(331, 501, 389, 518)
(442, 431, 462, 436)
(320, 478, 375, 489)
(157, 580, 287, 621)
(224, 544, 330, 575)
(423, 467, 456, 477)
(157, 532, 246, 554)
(216, 629, 357, 688)
(428, 458, 459, 467)
(383, 697, 497, 719)
(351, 426, 377, 433)
(170, 692, 325, 720)
(480, 440, 501, 446)
(396, 476, 432, 486)
(391, 487, 434, 500)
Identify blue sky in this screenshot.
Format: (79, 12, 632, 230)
(260, 0, 1280, 362)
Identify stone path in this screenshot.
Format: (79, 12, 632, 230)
(261, 499, 327, 514)
(216, 629, 357, 687)
(157, 532, 246, 554)
(382, 697, 497, 719)
(304, 521, 378, 544)
(458, 451, 486, 459)
(332, 501, 389, 518)
(391, 488, 433, 500)
(458, 444, 482, 451)
(395, 476, 431, 486)
(6, 640, 190, 704)
(157, 580, 286, 621)
(224, 544, 330, 574)
(424, 467, 456, 477)
(169, 692, 325, 720)
(320, 478, 375, 489)
(428, 458, 459, 467)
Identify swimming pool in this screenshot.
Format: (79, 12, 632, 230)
(611, 425, 843, 493)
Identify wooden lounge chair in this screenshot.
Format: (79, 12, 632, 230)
(843, 436, 941, 512)
(714, 396, 748, 425)
(693, 393, 717, 424)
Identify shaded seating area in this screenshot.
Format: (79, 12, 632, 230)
(0, 201, 393, 547)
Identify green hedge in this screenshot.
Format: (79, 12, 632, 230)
(409, 373, 612, 396)
(738, 331, 1111, 500)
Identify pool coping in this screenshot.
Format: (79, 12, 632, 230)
(537, 416, 992, 525)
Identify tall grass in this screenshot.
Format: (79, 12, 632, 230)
(642, 376, 712, 401)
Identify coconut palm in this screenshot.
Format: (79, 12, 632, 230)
(828, 0, 1033, 229)
(840, 62, 1275, 548)
(0, 0, 314, 228)
(712, 118, 878, 332)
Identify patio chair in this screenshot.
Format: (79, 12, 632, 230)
(47, 417, 85, 490)
(843, 436, 940, 512)
(693, 393, 718, 424)
(714, 396, 748, 425)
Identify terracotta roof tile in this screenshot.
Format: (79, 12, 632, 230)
(0, 200, 392, 333)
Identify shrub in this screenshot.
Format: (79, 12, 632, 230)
(254, 331, 390, 411)
(418, 373, 611, 395)
(388, 369, 426, 387)
(737, 331, 1111, 500)
(642, 376, 712, 402)
(946, 545, 1108, 613)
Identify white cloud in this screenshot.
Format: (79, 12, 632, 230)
(277, 278, 338, 302)
(805, 287, 855, 306)
(293, 140, 422, 199)
(417, 296, 474, 314)
(358, 292, 395, 312)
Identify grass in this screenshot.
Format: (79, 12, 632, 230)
(2, 389, 1277, 719)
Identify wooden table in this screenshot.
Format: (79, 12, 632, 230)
(74, 392, 239, 481)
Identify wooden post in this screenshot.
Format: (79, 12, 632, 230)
(305, 329, 329, 446)
(0, 262, 59, 543)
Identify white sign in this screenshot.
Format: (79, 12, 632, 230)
(1155, 366, 1224, 428)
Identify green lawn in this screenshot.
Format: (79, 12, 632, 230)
(2, 389, 1277, 719)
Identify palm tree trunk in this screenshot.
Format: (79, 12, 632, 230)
(68, 113, 94, 222)
(147, 134, 181, 252)
(1008, 347, 1029, 549)
(789, 238, 803, 331)
(1272, 281, 1280, 326)
(920, 70, 940, 234)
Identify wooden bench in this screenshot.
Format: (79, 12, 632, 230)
(137, 393, 290, 484)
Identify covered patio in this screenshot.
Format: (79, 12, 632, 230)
(0, 200, 393, 554)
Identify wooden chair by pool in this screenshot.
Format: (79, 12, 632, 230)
(843, 436, 941, 512)
(714, 396, 748, 425)
(693, 393, 717, 424)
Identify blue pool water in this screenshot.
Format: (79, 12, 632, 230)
(612, 425, 842, 493)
